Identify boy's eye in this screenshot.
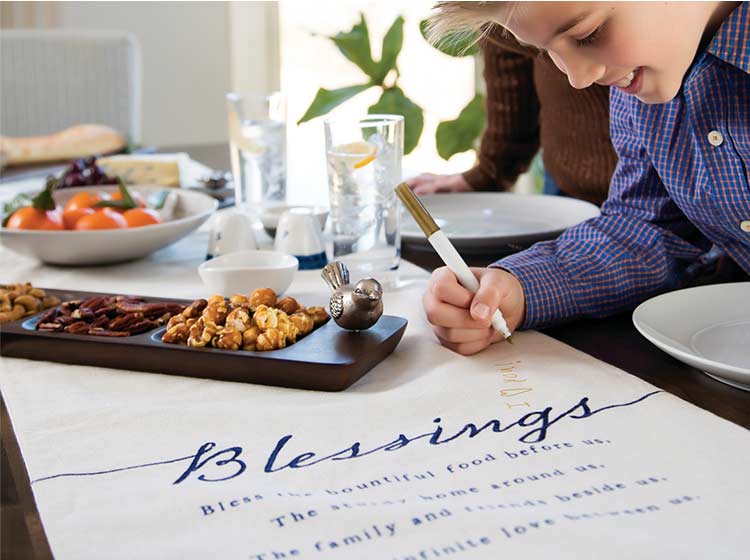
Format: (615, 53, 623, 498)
(575, 26, 603, 47)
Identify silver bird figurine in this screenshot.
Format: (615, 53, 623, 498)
(321, 261, 384, 331)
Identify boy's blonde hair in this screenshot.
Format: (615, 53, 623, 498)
(426, 1, 516, 46)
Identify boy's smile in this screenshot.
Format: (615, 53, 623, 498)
(497, 1, 739, 104)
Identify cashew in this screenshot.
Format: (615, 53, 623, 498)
(14, 294, 42, 313)
(29, 288, 46, 298)
(0, 304, 26, 323)
(42, 295, 61, 308)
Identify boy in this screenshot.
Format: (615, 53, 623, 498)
(422, 1, 749, 355)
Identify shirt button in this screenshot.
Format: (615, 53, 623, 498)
(707, 130, 724, 146)
(741, 220, 750, 233)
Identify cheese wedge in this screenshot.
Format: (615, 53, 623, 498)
(97, 153, 189, 187)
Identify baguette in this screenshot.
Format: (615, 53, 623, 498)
(0, 124, 126, 166)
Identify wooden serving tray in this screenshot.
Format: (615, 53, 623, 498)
(0, 289, 408, 391)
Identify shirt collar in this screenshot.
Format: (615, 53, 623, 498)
(706, 1, 750, 74)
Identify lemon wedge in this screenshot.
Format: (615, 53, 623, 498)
(331, 141, 377, 169)
(228, 110, 265, 155)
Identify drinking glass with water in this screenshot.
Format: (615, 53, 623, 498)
(324, 115, 403, 279)
(226, 92, 286, 220)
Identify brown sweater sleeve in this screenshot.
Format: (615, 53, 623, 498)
(462, 37, 540, 191)
(461, 33, 616, 205)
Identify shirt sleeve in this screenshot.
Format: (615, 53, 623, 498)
(493, 89, 710, 329)
(462, 37, 540, 191)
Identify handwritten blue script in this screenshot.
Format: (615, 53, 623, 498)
(30, 391, 662, 486)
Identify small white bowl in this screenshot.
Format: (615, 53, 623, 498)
(260, 204, 328, 237)
(198, 250, 298, 296)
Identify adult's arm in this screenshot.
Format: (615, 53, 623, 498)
(462, 35, 541, 191)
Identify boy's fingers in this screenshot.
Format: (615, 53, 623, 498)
(433, 325, 495, 344)
(430, 267, 474, 308)
(436, 335, 497, 356)
(423, 289, 486, 328)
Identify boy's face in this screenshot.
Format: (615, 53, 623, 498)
(501, 2, 717, 104)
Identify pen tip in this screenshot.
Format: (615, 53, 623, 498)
(506, 335, 514, 344)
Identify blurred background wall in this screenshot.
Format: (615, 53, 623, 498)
(1, 1, 280, 148)
(1, 1, 478, 178)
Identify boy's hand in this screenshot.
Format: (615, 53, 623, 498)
(406, 173, 472, 195)
(423, 267, 526, 356)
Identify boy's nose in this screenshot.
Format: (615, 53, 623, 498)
(550, 50, 605, 89)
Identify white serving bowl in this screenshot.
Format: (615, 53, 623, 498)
(198, 250, 298, 296)
(260, 204, 328, 237)
(0, 185, 218, 265)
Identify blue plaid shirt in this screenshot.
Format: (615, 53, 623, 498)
(497, 3, 750, 329)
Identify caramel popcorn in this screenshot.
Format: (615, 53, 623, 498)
(225, 307, 253, 332)
(248, 288, 277, 311)
(276, 312, 300, 343)
(256, 327, 287, 351)
(213, 326, 243, 350)
(162, 322, 190, 344)
(166, 313, 186, 330)
(229, 294, 251, 309)
(252, 304, 280, 330)
(187, 317, 216, 347)
(182, 298, 208, 319)
(202, 295, 229, 328)
(306, 306, 330, 327)
(290, 312, 314, 337)
(276, 296, 300, 315)
(242, 325, 261, 351)
(162, 289, 329, 352)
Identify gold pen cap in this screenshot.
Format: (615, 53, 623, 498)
(394, 183, 439, 238)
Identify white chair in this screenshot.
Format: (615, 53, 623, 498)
(1, 29, 142, 143)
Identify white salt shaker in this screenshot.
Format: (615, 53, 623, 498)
(207, 211, 257, 260)
(274, 208, 327, 269)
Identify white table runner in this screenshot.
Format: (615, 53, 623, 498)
(1, 231, 748, 559)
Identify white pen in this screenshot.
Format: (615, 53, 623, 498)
(395, 183, 513, 343)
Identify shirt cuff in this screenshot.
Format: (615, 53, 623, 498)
(490, 245, 580, 329)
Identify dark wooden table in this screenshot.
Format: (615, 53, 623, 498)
(2, 143, 748, 559)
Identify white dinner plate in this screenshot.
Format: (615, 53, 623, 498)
(1, 185, 217, 265)
(400, 193, 600, 250)
(632, 283, 750, 391)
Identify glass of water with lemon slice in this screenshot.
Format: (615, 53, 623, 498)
(226, 92, 286, 221)
(324, 114, 404, 279)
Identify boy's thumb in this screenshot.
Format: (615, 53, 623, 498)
(469, 278, 501, 324)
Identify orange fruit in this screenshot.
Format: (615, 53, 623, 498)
(6, 207, 63, 230)
(74, 208, 127, 230)
(62, 207, 96, 229)
(123, 208, 162, 228)
(63, 192, 102, 213)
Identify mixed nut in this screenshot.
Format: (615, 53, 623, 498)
(161, 288, 329, 352)
(35, 295, 184, 337)
(0, 283, 61, 324)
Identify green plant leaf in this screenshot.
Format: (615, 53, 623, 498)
(372, 16, 404, 83)
(297, 84, 372, 125)
(95, 177, 138, 210)
(2, 193, 32, 227)
(31, 175, 57, 211)
(329, 13, 378, 79)
(368, 87, 424, 154)
(435, 93, 486, 160)
(419, 19, 479, 57)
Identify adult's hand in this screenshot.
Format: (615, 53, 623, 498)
(405, 173, 473, 195)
